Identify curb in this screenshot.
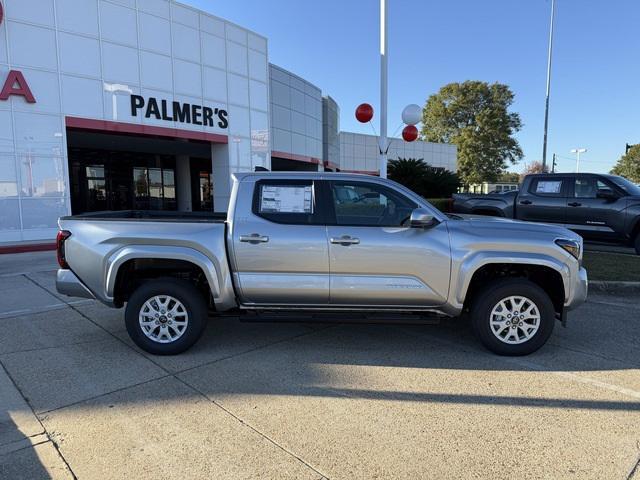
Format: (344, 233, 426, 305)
(0, 243, 56, 255)
(589, 281, 640, 295)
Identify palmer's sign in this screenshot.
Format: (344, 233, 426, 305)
(130, 95, 228, 129)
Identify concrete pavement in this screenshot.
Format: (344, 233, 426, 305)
(1, 251, 639, 479)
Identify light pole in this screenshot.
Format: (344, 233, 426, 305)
(570, 148, 586, 172)
(542, 0, 556, 171)
(379, 0, 388, 178)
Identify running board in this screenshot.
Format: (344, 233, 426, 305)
(240, 310, 443, 325)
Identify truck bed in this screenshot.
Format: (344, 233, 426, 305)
(60, 210, 227, 222)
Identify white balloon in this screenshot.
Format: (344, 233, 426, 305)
(402, 104, 422, 126)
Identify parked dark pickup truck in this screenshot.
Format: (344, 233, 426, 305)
(453, 173, 640, 254)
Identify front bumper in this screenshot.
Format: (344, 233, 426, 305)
(56, 269, 96, 300)
(566, 266, 588, 310)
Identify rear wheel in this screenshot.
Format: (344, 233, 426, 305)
(470, 278, 555, 356)
(125, 279, 208, 355)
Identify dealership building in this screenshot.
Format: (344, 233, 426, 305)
(0, 0, 456, 246)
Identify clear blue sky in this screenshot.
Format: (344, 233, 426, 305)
(185, 0, 639, 174)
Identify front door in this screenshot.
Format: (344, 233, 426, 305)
(565, 176, 626, 241)
(230, 178, 330, 305)
(326, 180, 451, 307)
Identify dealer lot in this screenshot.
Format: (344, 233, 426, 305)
(1, 252, 639, 479)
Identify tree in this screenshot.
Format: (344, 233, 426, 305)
(388, 158, 460, 198)
(521, 161, 549, 175)
(421, 81, 523, 186)
(611, 144, 640, 183)
(497, 172, 520, 183)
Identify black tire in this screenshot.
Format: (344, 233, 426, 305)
(125, 278, 208, 355)
(470, 278, 555, 356)
(634, 234, 640, 256)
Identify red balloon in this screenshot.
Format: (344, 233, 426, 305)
(402, 125, 419, 142)
(355, 103, 374, 123)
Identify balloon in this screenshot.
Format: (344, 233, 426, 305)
(402, 104, 422, 125)
(402, 125, 419, 142)
(355, 103, 374, 123)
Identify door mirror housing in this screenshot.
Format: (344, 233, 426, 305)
(409, 208, 437, 228)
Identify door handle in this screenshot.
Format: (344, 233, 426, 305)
(239, 233, 269, 244)
(330, 236, 360, 246)
(568, 202, 582, 207)
(519, 200, 532, 205)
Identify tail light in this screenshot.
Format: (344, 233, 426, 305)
(56, 230, 71, 268)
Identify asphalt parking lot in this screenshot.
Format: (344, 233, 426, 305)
(1, 251, 639, 479)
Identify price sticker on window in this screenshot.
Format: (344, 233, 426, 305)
(260, 185, 313, 213)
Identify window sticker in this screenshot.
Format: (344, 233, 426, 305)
(260, 185, 313, 213)
(536, 180, 562, 194)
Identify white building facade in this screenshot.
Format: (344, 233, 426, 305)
(0, 0, 457, 247)
(339, 132, 457, 175)
(0, 0, 270, 244)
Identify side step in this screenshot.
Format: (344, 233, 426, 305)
(239, 310, 443, 325)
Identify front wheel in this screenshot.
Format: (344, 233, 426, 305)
(125, 279, 208, 355)
(470, 278, 555, 356)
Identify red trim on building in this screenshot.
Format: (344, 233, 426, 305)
(65, 117, 229, 143)
(339, 169, 380, 176)
(271, 150, 321, 165)
(0, 243, 56, 255)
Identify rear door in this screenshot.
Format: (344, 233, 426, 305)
(516, 176, 571, 224)
(325, 179, 451, 307)
(230, 178, 330, 305)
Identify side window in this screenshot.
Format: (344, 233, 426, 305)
(530, 178, 564, 197)
(596, 180, 615, 196)
(330, 181, 417, 227)
(253, 180, 320, 225)
(574, 178, 597, 198)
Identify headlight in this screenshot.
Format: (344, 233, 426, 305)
(555, 238, 581, 260)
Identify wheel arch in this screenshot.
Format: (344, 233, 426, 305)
(105, 246, 222, 305)
(455, 254, 569, 315)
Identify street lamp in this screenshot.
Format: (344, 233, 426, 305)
(542, 0, 556, 171)
(103, 83, 133, 120)
(570, 148, 586, 172)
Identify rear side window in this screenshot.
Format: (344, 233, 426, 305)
(252, 180, 322, 225)
(530, 178, 564, 197)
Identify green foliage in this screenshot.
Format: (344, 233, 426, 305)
(421, 81, 523, 186)
(610, 144, 640, 183)
(388, 157, 460, 199)
(497, 172, 520, 183)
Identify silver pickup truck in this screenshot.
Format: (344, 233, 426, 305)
(56, 172, 588, 356)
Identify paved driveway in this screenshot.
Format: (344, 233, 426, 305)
(1, 252, 639, 479)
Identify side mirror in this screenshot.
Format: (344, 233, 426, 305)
(410, 208, 437, 228)
(596, 190, 618, 201)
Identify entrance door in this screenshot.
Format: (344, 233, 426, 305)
(190, 158, 213, 211)
(326, 180, 451, 307)
(230, 178, 330, 305)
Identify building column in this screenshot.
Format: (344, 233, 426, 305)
(212, 143, 231, 212)
(175, 154, 192, 212)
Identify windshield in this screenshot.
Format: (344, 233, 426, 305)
(608, 175, 640, 196)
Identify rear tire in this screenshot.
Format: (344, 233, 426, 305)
(125, 278, 208, 355)
(470, 278, 555, 356)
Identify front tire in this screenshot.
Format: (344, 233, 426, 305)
(125, 279, 208, 355)
(470, 278, 555, 356)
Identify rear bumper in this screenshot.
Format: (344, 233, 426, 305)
(566, 266, 588, 310)
(56, 269, 96, 300)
